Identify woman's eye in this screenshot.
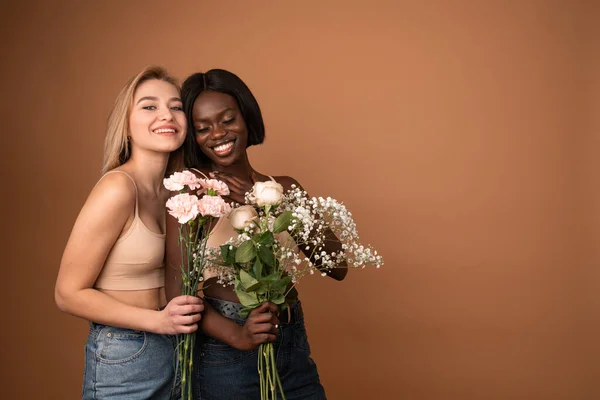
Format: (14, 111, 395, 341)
(143, 105, 157, 110)
(171, 106, 183, 111)
(223, 117, 235, 125)
(196, 127, 209, 134)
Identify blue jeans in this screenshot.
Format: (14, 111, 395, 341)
(82, 322, 179, 400)
(193, 298, 326, 400)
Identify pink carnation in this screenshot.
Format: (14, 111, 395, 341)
(198, 178, 230, 196)
(197, 195, 232, 218)
(164, 170, 203, 191)
(166, 193, 200, 224)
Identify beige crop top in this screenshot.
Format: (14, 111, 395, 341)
(94, 171, 165, 290)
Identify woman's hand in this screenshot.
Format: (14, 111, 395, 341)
(157, 295, 204, 335)
(233, 302, 280, 350)
(209, 171, 253, 205)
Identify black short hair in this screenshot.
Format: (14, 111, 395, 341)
(181, 69, 265, 168)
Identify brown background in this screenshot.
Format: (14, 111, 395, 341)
(1, 1, 598, 399)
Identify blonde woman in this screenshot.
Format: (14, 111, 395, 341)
(55, 66, 203, 400)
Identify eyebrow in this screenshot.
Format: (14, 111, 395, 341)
(136, 96, 182, 105)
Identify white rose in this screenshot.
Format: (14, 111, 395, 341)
(248, 181, 284, 207)
(228, 205, 259, 231)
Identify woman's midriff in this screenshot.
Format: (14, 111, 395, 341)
(99, 287, 167, 310)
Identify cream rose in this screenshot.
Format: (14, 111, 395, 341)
(228, 205, 259, 231)
(248, 181, 284, 207)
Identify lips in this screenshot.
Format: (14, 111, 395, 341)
(152, 125, 178, 135)
(211, 139, 235, 157)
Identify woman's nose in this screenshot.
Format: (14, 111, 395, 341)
(210, 125, 226, 138)
(159, 110, 174, 121)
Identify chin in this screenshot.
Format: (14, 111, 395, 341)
(208, 157, 234, 168)
(160, 138, 185, 151)
(155, 144, 183, 154)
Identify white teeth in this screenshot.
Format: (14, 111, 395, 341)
(154, 128, 176, 133)
(214, 142, 234, 152)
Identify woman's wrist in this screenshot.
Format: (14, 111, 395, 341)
(144, 309, 164, 334)
(229, 325, 252, 350)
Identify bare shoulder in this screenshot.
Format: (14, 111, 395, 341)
(85, 172, 136, 214)
(64, 172, 136, 244)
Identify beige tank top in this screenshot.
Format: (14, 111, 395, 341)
(94, 171, 165, 290)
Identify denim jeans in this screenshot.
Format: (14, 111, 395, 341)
(193, 298, 326, 400)
(82, 322, 179, 400)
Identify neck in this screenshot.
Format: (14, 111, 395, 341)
(211, 155, 255, 182)
(127, 150, 169, 195)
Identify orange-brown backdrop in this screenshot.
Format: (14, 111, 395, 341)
(1, 1, 598, 399)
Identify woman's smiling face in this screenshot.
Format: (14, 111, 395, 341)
(192, 90, 248, 167)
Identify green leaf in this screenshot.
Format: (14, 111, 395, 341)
(239, 269, 260, 291)
(234, 281, 259, 307)
(220, 244, 236, 265)
(220, 244, 229, 259)
(270, 276, 292, 292)
(257, 231, 274, 246)
(255, 285, 268, 295)
(235, 240, 256, 264)
(248, 282, 266, 293)
(237, 291, 258, 308)
(238, 307, 252, 319)
(273, 211, 294, 234)
(258, 246, 274, 267)
(270, 293, 285, 305)
(253, 257, 263, 278)
(260, 273, 280, 282)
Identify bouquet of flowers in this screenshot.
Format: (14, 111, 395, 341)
(206, 180, 383, 400)
(163, 170, 231, 400)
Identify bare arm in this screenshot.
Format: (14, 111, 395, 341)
(55, 173, 202, 334)
(199, 300, 279, 350)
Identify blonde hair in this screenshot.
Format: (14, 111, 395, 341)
(101, 66, 180, 174)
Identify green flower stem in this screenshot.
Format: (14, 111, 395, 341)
(177, 220, 214, 400)
(187, 333, 195, 400)
(181, 337, 188, 391)
(256, 342, 286, 400)
(272, 344, 285, 399)
(268, 345, 275, 399)
(265, 345, 273, 398)
(258, 344, 265, 399)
